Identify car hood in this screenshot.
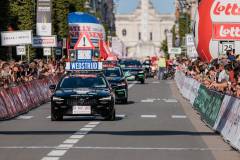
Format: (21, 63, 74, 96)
(106, 77, 124, 84)
(53, 88, 110, 98)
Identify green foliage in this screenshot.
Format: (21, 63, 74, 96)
(160, 39, 168, 56)
(178, 13, 191, 45)
(52, 0, 87, 38)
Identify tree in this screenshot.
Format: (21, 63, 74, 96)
(178, 13, 191, 45)
(160, 39, 169, 58)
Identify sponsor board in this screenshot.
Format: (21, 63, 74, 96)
(1, 30, 32, 46)
(65, 61, 103, 70)
(211, 0, 240, 22)
(32, 36, 57, 47)
(213, 23, 240, 40)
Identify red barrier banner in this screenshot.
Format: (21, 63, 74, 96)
(0, 89, 17, 118)
(0, 96, 8, 120)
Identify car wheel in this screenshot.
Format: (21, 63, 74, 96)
(122, 98, 128, 104)
(140, 79, 145, 84)
(51, 108, 63, 121)
(104, 108, 116, 121)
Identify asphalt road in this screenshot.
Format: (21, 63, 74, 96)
(0, 79, 239, 160)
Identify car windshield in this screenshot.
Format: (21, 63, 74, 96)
(120, 60, 142, 68)
(103, 67, 122, 77)
(59, 75, 107, 89)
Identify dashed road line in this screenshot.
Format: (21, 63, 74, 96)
(128, 82, 137, 89)
(116, 114, 126, 118)
(163, 99, 178, 103)
(171, 115, 187, 119)
(0, 146, 231, 151)
(141, 115, 157, 118)
(41, 122, 100, 160)
(17, 116, 33, 120)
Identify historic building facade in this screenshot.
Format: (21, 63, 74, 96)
(115, 0, 175, 58)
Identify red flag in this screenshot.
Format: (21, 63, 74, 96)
(99, 40, 108, 60)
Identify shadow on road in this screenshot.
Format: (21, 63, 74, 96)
(0, 130, 216, 136)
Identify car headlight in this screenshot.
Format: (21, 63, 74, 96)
(117, 81, 127, 87)
(138, 71, 144, 74)
(52, 96, 64, 101)
(99, 96, 112, 101)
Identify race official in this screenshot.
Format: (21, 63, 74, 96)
(157, 56, 166, 80)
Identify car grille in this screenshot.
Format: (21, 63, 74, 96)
(66, 97, 97, 106)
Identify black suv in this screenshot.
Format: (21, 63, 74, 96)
(103, 66, 128, 104)
(120, 59, 146, 84)
(49, 72, 116, 121)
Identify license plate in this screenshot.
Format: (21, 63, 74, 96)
(72, 106, 91, 114)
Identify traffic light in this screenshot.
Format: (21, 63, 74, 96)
(69, 49, 76, 61)
(93, 50, 100, 59)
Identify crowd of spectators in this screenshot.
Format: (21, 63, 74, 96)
(0, 59, 65, 88)
(177, 50, 240, 98)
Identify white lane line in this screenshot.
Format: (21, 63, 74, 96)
(46, 116, 51, 119)
(17, 116, 33, 120)
(80, 128, 93, 132)
(141, 99, 154, 103)
(42, 157, 60, 160)
(8, 146, 229, 151)
(41, 121, 100, 160)
(116, 114, 126, 118)
(141, 115, 157, 118)
(63, 139, 79, 144)
(48, 150, 67, 156)
(57, 144, 73, 149)
(171, 115, 187, 119)
(88, 122, 100, 125)
(69, 135, 85, 139)
(84, 124, 97, 128)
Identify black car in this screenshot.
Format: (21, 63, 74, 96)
(103, 66, 128, 104)
(119, 59, 146, 84)
(49, 71, 116, 121)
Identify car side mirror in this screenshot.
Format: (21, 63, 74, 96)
(49, 84, 56, 90)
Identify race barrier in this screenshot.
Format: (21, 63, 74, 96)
(175, 71, 240, 151)
(0, 75, 61, 120)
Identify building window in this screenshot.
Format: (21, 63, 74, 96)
(122, 29, 127, 36)
(150, 32, 153, 41)
(139, 32, 141, 40)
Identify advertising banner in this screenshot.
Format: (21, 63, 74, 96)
(36, 0, 52, 36)
(168, 47, 182, 55)
(193, 85, 224, 127)
(213, 23, 240, 40)
(68, 12, 106, 48)
(1, 30, 32, 46)
(32, 36, 57, 48)
(211, 0, 240, 23)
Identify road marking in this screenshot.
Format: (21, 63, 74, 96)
(141, 99, 155, 103)
(84, 124, 97, 128)
(88, 122, 100, 125)
(69, 135, 85, 139)
(2, 146, 231, 151)
(171, 115, 187, 119)
(48, 150, 67, 156)
(63, 139, 79, 144)
(42, 157, 60, 160)
(17, 116, 33, 120)
(116, 114, 126, 118)
(41, 122, 100, 160)
(80, 128, 93, 131)
(141, 115, 157, 118)
(57, 144, 73, 149)
(46, 116, 51, 119)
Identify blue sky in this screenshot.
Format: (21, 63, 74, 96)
(114, 0, 175, 14)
